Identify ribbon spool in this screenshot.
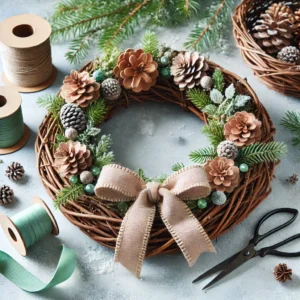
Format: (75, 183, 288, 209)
(0, 86, 30, 155)
(0, 196, 59, 256)
(0, 14, 57, 93)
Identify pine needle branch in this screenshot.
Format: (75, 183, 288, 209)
(54, 184, 85, 208)
(212, 68, 225, 92)
(141, 31, 159, 57)
(281, 111, 300, 134)
(86, 99, 106, 127)
(172, 162, 185, 171)
(37, 95, 65, 119)
(187, 88, 211, 110)
(202, 120, 225, 148)
(189, 147, 217, 163)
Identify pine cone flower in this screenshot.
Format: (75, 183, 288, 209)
(224, 111, 262, 147)
(5, 162, 25, 181)
(252, 3, 294, 54)
(61, 70, 100, 108)
(54, 141, 92, 178)
(204, 157, 239, 193)
(294, 9, 300, 47)
(113, 48, 158, 93)
(0, 185, 14, 206)
(274, 263, 292, 282)
(171, 51, 209, 90)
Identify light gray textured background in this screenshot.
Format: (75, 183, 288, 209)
(1, 1, 300, 299)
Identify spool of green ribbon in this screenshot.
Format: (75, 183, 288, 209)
(0, 197, 76, 292)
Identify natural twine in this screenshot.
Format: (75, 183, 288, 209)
(0, 39, 52, 87)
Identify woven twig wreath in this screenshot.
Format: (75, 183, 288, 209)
(36, 47, 279, 258)
(233, 0, 300, 98)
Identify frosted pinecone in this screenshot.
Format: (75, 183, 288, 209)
(60, 103, 86, 132)
(101, 78, 121, 102)
(217, 141, 239, 160)
(0, 185, 14, 205)
(277, 46, 300, 64)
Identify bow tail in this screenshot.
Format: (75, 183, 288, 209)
(158, 188, 216, 267)
(114, 190, 156, 278)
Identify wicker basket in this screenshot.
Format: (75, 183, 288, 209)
(35, 60, 276, 258)
(233, 0, 300, 98)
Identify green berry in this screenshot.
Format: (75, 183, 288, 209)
(160, 56, 169, 65)
(93, 69, 105, 82)
(117, 202, 129, 214)
(197, 199, 207, 209)
(239, 163, 249, 173)
(160, 67, 171, 78)
(90, 166, 101, 177)
(69, 175, 78, 185)
(85, 184, 95, 195)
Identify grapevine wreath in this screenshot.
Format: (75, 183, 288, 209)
(36, 33, 286, 277)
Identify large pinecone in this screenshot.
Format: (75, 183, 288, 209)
(204, 157, 239, 193)
(60, 103, 86, 132)
(5, 162, 25, 181)
(294, 9, 300, 47)
(224, 111, 262, 147)
(54, 141, 92, 178)
(0, 185, 14, 206)
(252, 3, 294, 54)
(277, 46, 300, 64)
(61, 70, 100, 107)
(113, 49, 158, 93)
(274, 263, 292, 282)
(171, 51, 209, 90)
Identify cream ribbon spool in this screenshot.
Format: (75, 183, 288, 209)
(0, 86, 30, 154)
(0, 14, 57, 93)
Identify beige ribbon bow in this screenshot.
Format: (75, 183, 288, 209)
(95, 164, 216, 278)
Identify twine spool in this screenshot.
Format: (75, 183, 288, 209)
(0, 196, 59, 256)
(0, 86, 30, 155)
(0, 14, 57, 93)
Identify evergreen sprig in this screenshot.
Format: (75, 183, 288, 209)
(86, 99, 106, 127)
(212, 68, 225, 92)
(187, 88, 211, 110)
(141, 31, 159, 57)
(172, 162, 185, 172)
(238, 142, 287, 166)
(281, 111, 300, 146)
(189, 147, 217, 163)
(37, 95, 65, 119)
(55, 183, 85, 208)
(202, 120, 225, 148)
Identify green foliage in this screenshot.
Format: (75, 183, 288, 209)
(77, 126, 101, 145)
(37, 95, 65, 119)
(55, 183, 85, 208)
(187, 88, 211, 109)
(189, 147, 217, 163)
(281, 111, 300, 146)
(136, 168, 167, 183)
(172, 162, 185, 172)
(54, 134, 68, 148)
(238, 142, 287, 166)
(94, 47, 121, 77)
(86, 99, 106, 127)
(141, 31, 159, 57)
(202, 120, 225, 148)
(212, 69, 225, 92)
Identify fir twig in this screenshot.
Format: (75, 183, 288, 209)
(187, 88, 211, 110)
(281, 111, 300, 146)
(202, 120, 225, 148)
(86, 99, 106, 127)
(37, 95, 65, 119)
(55, 184, 85, 208)
(212, 68, 225, 92)
(189, 147, 217, 163)
(141, 31, 159, 57)
(172, 162, 185, 171)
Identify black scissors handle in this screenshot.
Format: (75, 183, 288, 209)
(249, 208, 298, 246)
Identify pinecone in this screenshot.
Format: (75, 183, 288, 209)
(224, 111, 262, 147)
(217, 141, 239, 160)
(0, 185, 14, 206)
(252, 3, 294, 54)
(171, 51, 209, 90)
(54, 141, 92, 178)
(286, 174, 298, 184)
(5, 162, 25, 181)
(101, 78, 121, 102)
(277, 46, 300, 64)
(61, 70, 100, 107)
(113, 48, 158, 93)
(204, 157, 240, 193)
(294, 9, 300, 47)
(60, 103, 86, 132)
(274, 263, 292, 282)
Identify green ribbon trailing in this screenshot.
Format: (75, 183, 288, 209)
(0, 245, 76, 292)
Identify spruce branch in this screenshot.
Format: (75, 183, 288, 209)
(202, 120, 225, 147)
(86, 99, 106, 127)
(212, 68, 225, 92)
(172, 162, 185, 171)
(37, 95, 65, 119)
(141, 31, 159, 57)
(54, 183, 85, 208)
(189, 147, 217, 163)
(281, 111, 300, 147)
(187, 88, 211, 110)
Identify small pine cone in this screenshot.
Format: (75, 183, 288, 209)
(101, 78, 121, 102)
(277, 46, 300, 64)
(60, 103, 86, 132)
(274, 263, 292, 282)
(217, 141, 239, 160)
(0, 185, 14, 206)
(5, 162, 25, 181)
(294, 9, 300, 47)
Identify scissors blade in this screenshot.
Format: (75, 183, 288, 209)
(192, 252, 240, 283)
(202, 244, 256, 290)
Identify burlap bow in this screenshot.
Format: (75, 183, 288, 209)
(95, 164, 216, 278)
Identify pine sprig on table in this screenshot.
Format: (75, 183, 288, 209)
(86, 99, 106, 127)
(187, 88, 211, 110)
(281, 111, 300, 146)
(238, 142, 287, 166)
(189, 147, 217, 163)
(37, 95, 65, 119)
(202, 120, 225, 147)
(141, 31, 159, 57)
(54, 183, 85, 208)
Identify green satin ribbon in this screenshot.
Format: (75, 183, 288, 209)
(0, 245, 76, 292)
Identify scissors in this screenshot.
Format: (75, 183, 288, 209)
(193, 208, 300, 289)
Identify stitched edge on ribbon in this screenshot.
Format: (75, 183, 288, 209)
(96, 183, 136, 201)
(107, 164, 146, 184)
(170, 182, 212, 200)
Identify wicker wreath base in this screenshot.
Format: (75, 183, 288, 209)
(233, 0, 300, 98)
(36, 60, 276, 258)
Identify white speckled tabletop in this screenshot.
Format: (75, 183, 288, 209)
(1, 1, 300, 299)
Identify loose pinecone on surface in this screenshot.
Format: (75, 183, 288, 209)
(61, 70, 100, 107)
(217, 141, 239, 160)
(274, 263, 292, 282)
(113, 48, 158, 93)
(286, 174, 298, 184)
(0, 185, 14, 206)
(277, 46, 300, 64)
(171, 51, 209, 90)
(5, 162, 25, 181)
(224, 111, 262, 147)
(54, 141, 92, 178)
(60, 103, 86, 132)
(252, 3, 294, 54)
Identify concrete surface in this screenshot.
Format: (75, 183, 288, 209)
(0, 1, 300, 299)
